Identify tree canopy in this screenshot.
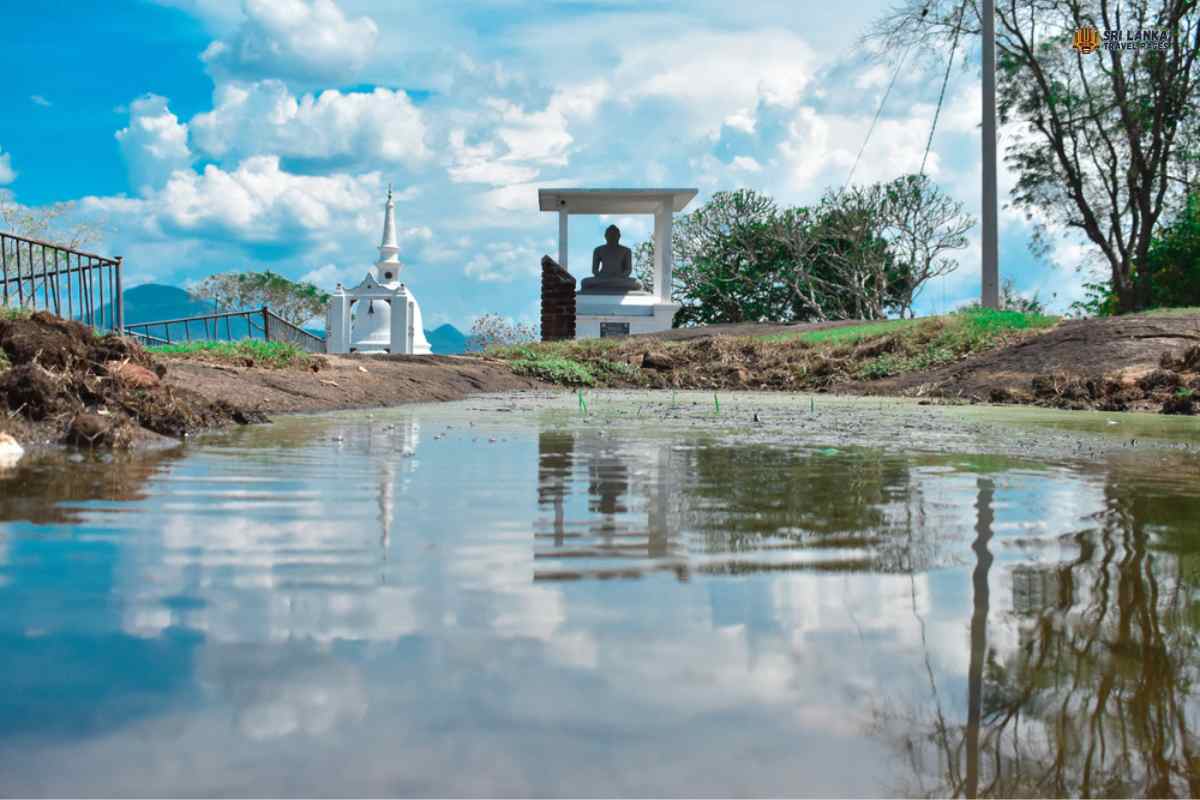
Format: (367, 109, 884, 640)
(637, 179, 973, 325)
(190, 271, 330, 327)
(868, 0, 1200, 313)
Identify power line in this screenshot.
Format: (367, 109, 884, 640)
(845, 39, 918, 188)
(919, 0, 970, 177)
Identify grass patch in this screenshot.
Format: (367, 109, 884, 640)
(764, 318, 922, 345)
(853, 308, 1058, 379)
(509, 353, 595, 386)
(1, 306, 32, 322)
(149, 339, 311, 368)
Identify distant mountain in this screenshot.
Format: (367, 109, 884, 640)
(425, 323, 467, 355)
(114, 283, 253, 340)
(122, 283, 214, 324)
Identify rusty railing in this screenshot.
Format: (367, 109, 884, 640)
(1, 231, 124, 332)
(123, 306, 326, 354)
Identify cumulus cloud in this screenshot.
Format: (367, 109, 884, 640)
(0, 147, 15, 185)
(191, 80, 429, 167)
(202, 0, 378, 83)
(463, 239, 544, 282)
(84, 155, 383, 243)
(115, 94, 192, 195)
(446, 83, 607, 186)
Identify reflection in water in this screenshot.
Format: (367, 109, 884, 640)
(879, 471, 1200, 798)
(1, 407, 1199, 797)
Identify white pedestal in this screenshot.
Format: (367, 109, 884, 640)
(575, 293, 679, 340)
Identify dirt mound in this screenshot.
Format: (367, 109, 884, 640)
(0, 311, 265, 447)
(855, 314, 1200, 413)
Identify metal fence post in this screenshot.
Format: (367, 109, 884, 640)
(114, 256, 124, 333)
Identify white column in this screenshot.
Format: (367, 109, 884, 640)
(653, 201, 673, 303)
(326, 291, 350, 354)
(390, 291, 410, 354)
(558, 208, 568, 271)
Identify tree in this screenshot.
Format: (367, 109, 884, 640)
(670, 189, 796, 326)
(2, 194, 105, 308)
(637, 181, 971, 324)
(1, 193, 102, 251)
(190, 271, 330, 326)
(879, 174, 975, 316)
(868, 0, 1200, 313)
(1144, 190, 1200, 307)
(465, 313, 537, 352)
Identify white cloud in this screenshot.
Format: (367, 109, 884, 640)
(463, 239, 543, 283)
(30, 95, 51, 107)
(0, 147, 15, 185)
(202, 0, 378, 83)
(446, 83, 607, 186)
(115, 94, 192, 195)
(84, 155, 383, 243)
(731, 156, 762, 173)
(191, 80, 428, 166)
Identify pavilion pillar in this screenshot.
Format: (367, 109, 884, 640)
(558, 209, 569, 272)
(653, 200, 673, 302)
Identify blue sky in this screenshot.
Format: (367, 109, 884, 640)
(0, 0, 1097, 329)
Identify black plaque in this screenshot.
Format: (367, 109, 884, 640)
(600, 322, 630, 338)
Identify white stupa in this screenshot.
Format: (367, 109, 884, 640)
(325, 187, 432, 355)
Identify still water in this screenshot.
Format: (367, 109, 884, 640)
(1, 395, 1198, 797)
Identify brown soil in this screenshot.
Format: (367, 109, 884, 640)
(541, 311, 1200, 415)
(0, 312, 264, 448)
(162, 353, 546, 415)
(849, 314, 1200, 412)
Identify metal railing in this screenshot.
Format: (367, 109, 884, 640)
(123, 306, 326, 354)
(1, 231, 124, 331)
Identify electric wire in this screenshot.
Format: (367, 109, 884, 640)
(919, 0, 971, 177)
(844, 39, 917, 188)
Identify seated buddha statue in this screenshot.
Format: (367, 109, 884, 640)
(578, 225, 646, 294)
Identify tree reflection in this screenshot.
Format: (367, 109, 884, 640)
(881, 467, 1200, 798)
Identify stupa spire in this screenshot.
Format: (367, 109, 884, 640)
(376, 183, 402, 281)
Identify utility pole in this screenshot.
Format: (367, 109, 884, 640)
(981, 0, 1000, 308)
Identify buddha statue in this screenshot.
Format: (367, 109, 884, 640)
(578, 225, 646, 294)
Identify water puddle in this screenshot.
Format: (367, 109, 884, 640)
(1, 393, 1198, 796)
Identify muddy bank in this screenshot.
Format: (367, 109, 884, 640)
(516, 311, 1200, 415)
(850, 314, 1200, 412)
(162, 352, 546, 415)
(0, 312, 262, 449)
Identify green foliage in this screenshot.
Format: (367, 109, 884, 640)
(150, 339, 310, 368)
(509, 354, 594, 386)
(1144, 193, 1200, 310)
(190, 271, 330, 327)
(640, 179, 972, 327)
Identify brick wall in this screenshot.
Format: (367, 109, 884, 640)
(540, 255, 576, 341)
